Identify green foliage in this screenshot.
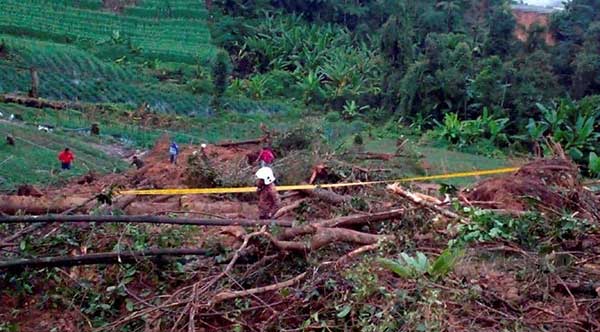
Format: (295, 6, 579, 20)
(588, 152, 600, 177)
(377, 247, 463, 280)
(527, 99, 600, 168)
(431, 108, 508, 154)
(238, 13, 381, 108)
(451, 208, 597, 249)
(272, 124, 319, 155)
(188, 78, 214, 95)
(211, 49, 232, 109)
(484, 4, 515, 57)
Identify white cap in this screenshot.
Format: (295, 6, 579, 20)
(201, 143, 207, 148)
(256, 167, 275, 185)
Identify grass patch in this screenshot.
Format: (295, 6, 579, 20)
(0, 120, 126, 191)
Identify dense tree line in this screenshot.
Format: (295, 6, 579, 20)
(207, 0, 600, 170)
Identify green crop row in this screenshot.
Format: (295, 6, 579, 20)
(0, 0, 214, 64)
(123, 7, 208, 20)
(1, 36, 135, 82)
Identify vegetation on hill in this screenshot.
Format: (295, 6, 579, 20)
(209, 0, 600, 174)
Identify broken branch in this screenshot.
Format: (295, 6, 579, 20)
(212, 272, 308, 305)
(388, 184, 468, 223)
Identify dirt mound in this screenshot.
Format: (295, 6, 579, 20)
(465, 158, 600, 220)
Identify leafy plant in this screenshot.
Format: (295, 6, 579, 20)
(589, 152, 600, 177)
(527, 99, 600, 169)
(432, 108, 508, 150)
(377, 247, 463, 280)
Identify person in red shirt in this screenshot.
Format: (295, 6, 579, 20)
(58, 148, 74, 170)
(257, 146, 275, 167)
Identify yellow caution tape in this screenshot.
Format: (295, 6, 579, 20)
(119, 167, 519, 196)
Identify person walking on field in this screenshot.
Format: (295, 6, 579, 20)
(58, 148, 74, 170)
(169, 141, 179, 164)
(256, 167, 279, 219)
(257, 146, 275, 167)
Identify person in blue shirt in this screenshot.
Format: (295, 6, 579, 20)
(169, 141, 179, 164)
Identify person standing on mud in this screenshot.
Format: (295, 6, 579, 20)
(256, 167, 279, 219)
(257, 146, 275, 167)
(58, 147, 74, 170)
(169, 141, 179, 164)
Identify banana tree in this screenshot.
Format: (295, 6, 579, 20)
(297, 69, 325, 105)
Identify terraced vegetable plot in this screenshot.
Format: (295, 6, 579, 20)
(125, 0, 209, 19)
(0, 0, 215, 64)
(0, 35, 212, 114)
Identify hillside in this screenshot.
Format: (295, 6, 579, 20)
(1, 1, 600, 331)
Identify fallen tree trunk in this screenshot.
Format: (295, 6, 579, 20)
(353, 152, 394, 161)
(0, 196, 98, 248)
(0, 195, 92, 215)
(1, 93, 79, 110)
(215, 137, 264, 147)
(0, 215, 294, 227)
(304, 188, 350, 205)
(319, 208, 404, 228)
(277, 209, 404, 240)
(268, 225, 392, 252)
(0, 248, 209, 270)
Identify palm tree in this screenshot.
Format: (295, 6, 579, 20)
(436, 1, 460, 31)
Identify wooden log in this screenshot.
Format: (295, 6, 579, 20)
(304, 188, 350, 205)
(0, 215, 294, 228)
(215, 137, 264, 147)
(0, 195, 91, 215)
(318, 208, 404, 228)
(277, 209, 404, 241)
(0, 248, 209, 270)
(353, 152, 394, 161)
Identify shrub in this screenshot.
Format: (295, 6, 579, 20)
(211, 50, 232, 109)
(272, 124, 320, 156)
(188, 78, 214, 95)
(431, 108, 508, 154)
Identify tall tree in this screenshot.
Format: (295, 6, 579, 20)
(484, 3, 515, 57)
